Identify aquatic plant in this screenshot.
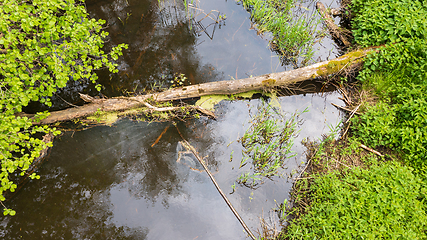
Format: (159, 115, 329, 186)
(237, 99, 306, 188)
(240, 0, 319, 65)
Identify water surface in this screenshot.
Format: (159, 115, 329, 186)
(2, 0, 344, 239)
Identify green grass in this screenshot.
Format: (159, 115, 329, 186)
(240, 0, 319, 65)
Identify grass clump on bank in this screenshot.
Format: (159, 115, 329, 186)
(240, 0, 318, 65)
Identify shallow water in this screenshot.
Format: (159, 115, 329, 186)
(2, 0, 344, 239)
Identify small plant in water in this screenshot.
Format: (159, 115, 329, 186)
(170, 73, 188, 88)
(237, 99, 307, 188)
(240, 0, 319, 65)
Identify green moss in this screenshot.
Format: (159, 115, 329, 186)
(316, 50, 366, 76)
(262, 78, 276, 86)
(86, 111, 119, 126)
(195, 90, 278, 111)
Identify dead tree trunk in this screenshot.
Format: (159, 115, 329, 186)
(316, 2, 351, 47)
(26, 48, 374, 125)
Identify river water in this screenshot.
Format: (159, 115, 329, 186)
(1, 0, 343, 239)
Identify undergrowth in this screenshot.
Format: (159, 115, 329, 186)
(286, 160, 427, 239)
(277, 0, 427, 239)
(350, 0, 427, 171)
(281, 137, 427, 240)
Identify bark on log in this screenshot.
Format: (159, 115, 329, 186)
(27, 48, 375, 125)
(316, 2, 350, 47)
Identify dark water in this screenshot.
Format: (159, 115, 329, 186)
(2, 0, 344, 239)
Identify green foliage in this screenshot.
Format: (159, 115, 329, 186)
(0, 0, 127, 214)
(350, 0, 427, 171)
(282, 1, 427, 238)
(352, 0, 427, 47)
(237, 100, 306, 188)
(285, 162, 427, 239)
(352, 0, 427, 82)
(353, 76, 427, 170)
(170, 73, 188, 88)
(240, 0, 318, 65)
(358, 39, 427, 84)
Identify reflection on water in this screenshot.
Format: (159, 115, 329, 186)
(5, 0, 344, 239)
(2, 93, 342, 239)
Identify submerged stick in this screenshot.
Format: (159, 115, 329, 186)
(151, 125, 170, 147)
(175, 126, 257, 240)
(331, 102, 360, 115)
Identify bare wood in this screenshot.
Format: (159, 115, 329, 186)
(27, 48, 374, 125)
(360, 144, 384, 157)
(329, 8, 341, 17)
(331, 102, 360, 115)
(345, 104, 361, 123)
(316, 2, 350, 47)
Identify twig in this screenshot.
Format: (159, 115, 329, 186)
(360, 144, 384, 157)
(331, 158, 351, 168)
(55, 92, 79, 107)
(340, 121, 351, 140)
(294, 158, 311, 181)
(142, 100, 216, 119)
(193, 105, 216, 119)
(175, 126, 257, 240)
(151, 125, 170, 147)
(294, 177, 314, 180)
(345, 104, 361, 123)
(331, 102, 360, 115)
(142, 101, 180, 112)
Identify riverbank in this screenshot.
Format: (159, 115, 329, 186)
(278, 0, 427, 238)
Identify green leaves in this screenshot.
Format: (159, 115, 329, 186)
(353, 82, 427, 170)
(350, 0, 427, 171)
(286, 162, 427, 239)
(0, 0, 126, 215)
(352, 0, 427, 47)
(3, 208, 16, 216)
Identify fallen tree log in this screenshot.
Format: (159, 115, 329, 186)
(316, 2, 351, 47)
(26, 48, 375, 125)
